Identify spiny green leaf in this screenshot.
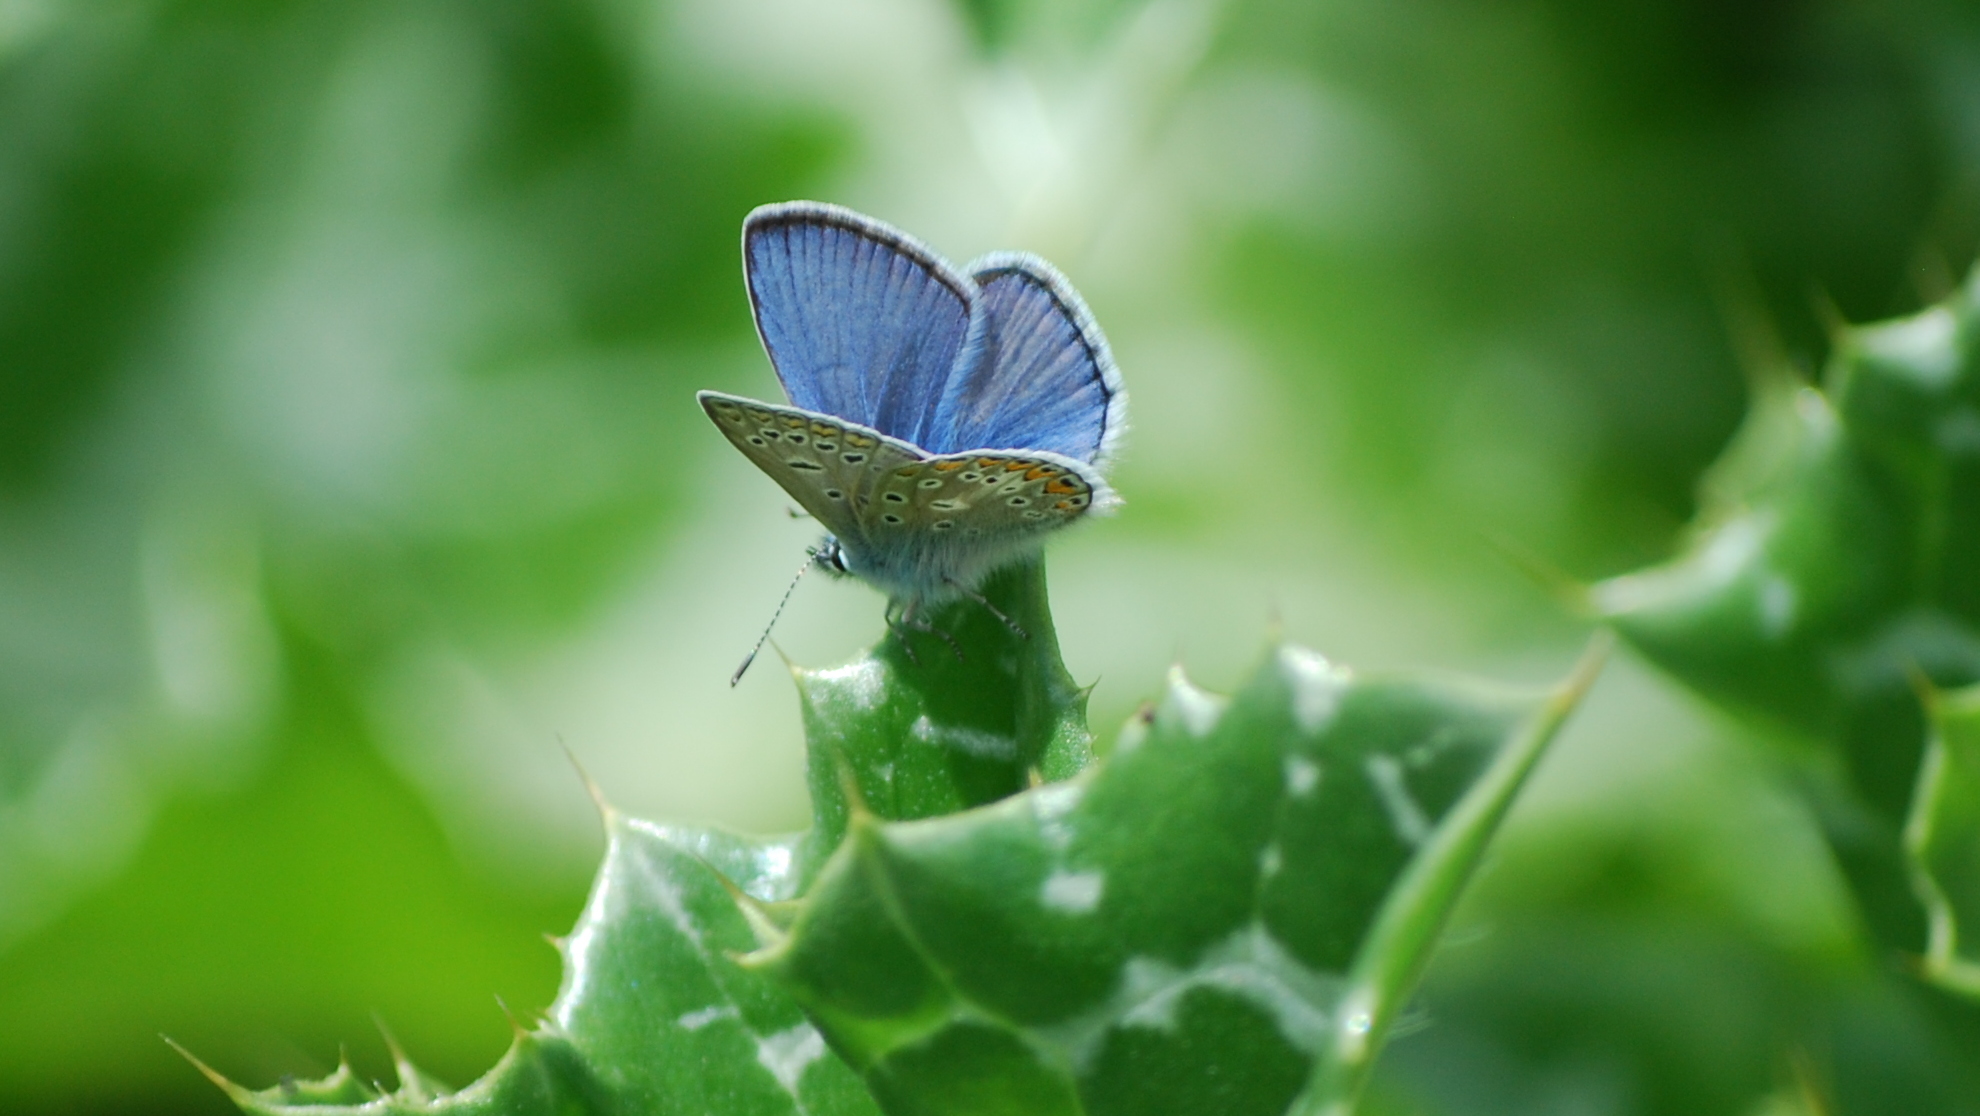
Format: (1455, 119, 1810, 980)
(755, 640, 1599, 1116)
(210, 812, 877, 1115)
(1909, 683, 1980, 998)
(200, 557, 1094, 1115)
(792, 557, 1094, 887)
(1592, 273, 1980, 958)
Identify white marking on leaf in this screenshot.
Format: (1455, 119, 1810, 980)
(1284, 756, 1322, 797)
(1259, 844, 1283, 877)
(811, 658, 888, 710)
(1041, 870, 1105, 914)
(679, 1005, 738, 1031)
(1162, 666, 1224, 737)
(758, 843, 792, 881)
(1364, 754, 1430, 846)
(910, 715, 1017, 759)
(1034, 923, 1344, 1074)
(1860, 306, 1959, 388)
(1278, 646, 1349, 732)
(756, 1024, 826, 1095)
(1792, 385, 1839, 438)
(1590, 511, 1771, 613)
(1032, 784, 1084, 849)
(1758, 575, 1796, 640)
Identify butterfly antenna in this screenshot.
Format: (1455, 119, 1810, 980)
(732, 552, 817, 686)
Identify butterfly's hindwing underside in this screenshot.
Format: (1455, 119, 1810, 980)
(701, 389, 1105, 596)
(873, 453, 1096, 538)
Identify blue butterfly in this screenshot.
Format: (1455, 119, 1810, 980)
(701, 201, 1126, 673)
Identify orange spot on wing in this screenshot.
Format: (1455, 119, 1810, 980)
(1045, 477, 1083, 495)
(1004, 460, 1031, 471)
(1025, 465, 1061, 481)
(933, 459, 967, 471)
(975, 457, 1006, 469)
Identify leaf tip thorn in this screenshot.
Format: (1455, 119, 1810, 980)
(1554, 630, 1613, 712)
(559, 741, 616, 824)
(493, 995, 530, 1042)
(163, 1036, 244, 1097)
(716, 874, 790, 950)
(1481, 531, 1589, 614)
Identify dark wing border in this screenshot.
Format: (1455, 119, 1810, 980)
(961, 250, 1128, 469)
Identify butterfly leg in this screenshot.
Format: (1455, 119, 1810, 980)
(882, 601, 922, 666)
(895, 601, 964, 663)
(944, 577, 1029, 640)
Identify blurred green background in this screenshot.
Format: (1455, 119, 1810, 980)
(3, 0, 1977, 1112)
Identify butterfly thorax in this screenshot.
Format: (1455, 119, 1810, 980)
(821, 522, 1045, 608)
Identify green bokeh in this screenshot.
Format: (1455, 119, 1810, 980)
(5, 0, 1980, 1113)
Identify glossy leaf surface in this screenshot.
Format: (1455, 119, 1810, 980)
(759, 643, 1597, 1116)
(205, 811, 875, 1116)
(1910, 684, 1980, 997)
(206, 558, 1593, 1115)
(792, 557, 1094, 886)
(1592, 275, 1980, 963)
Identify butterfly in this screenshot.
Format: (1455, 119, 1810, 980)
(701, 201, 1126, 676)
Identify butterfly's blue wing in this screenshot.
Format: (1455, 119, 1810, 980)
(744, 202, 977, 447)
(925, 252, 1126, 464)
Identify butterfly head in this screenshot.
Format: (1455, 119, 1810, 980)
(811, 536, 853, 579)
